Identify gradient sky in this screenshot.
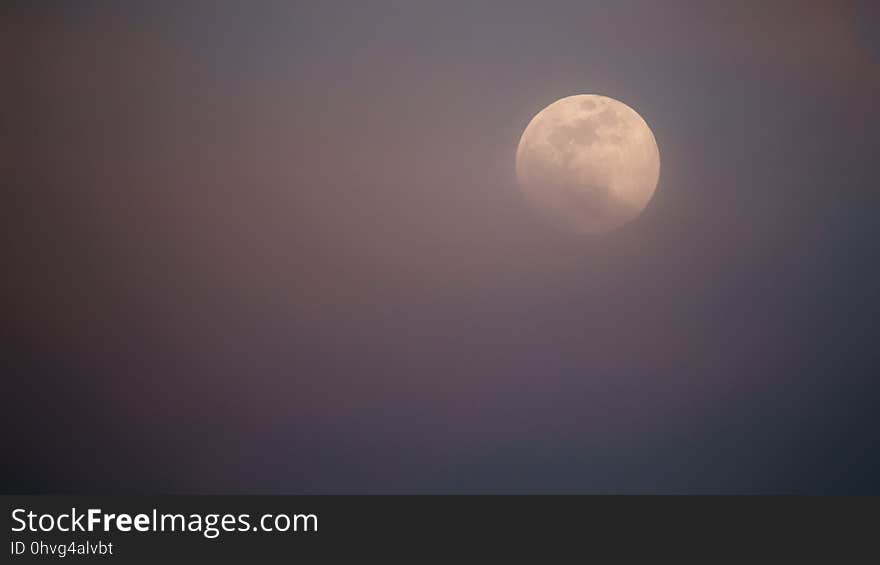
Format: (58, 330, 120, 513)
(5, 0, 880, 493)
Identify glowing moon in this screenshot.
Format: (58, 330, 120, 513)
(515, 94, 660, 234)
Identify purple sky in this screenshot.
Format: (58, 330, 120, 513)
(5, 0, 880, 492)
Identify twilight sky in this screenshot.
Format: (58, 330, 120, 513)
(4, 0, 880, 493)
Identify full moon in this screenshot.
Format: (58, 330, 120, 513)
(515, 94, 660, 234)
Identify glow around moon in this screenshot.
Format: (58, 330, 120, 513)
(515, 94, 660, 234)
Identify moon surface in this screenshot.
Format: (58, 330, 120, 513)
(515, 94, 660, 234)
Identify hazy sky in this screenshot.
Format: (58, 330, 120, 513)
(5, 1, 880, 492)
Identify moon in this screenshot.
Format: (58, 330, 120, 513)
(515, 94, 660, 234)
